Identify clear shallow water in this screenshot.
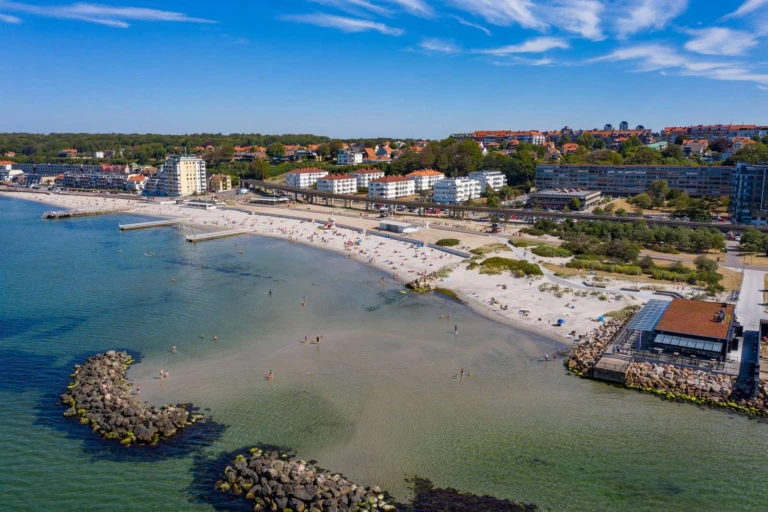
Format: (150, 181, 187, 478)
(1, 194, 768, 511)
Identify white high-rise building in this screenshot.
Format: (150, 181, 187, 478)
(468, 171, 506, 192)
(316, 174, 357, 194)
(405, 169, 445, 191)
(368, 176, 415, 199)
(349, 168, 385, 188)
(285, 168, 329, 188)
(433, 177, 481, 205)
(160, 156, 206, 196)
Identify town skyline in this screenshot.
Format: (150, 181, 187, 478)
(2, 1, 768, 137)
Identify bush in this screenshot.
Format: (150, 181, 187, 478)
(521, 228, 546, 236)
(436, 238, 460, 247)
(565, 259, 642, 275)
(477, 257, 543, 276)
(509, 240, 531, 247)
(531, 245, 573, 258)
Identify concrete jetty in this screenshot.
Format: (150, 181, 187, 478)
(186, 229, 249, 243)
(119, 219, 183, 231)
(43, 208, 129, 219)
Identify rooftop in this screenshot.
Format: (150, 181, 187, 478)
(655, 299, 734, 340)
(533, 189, 600, 197)
(406, 169, 444, 177)
(318, 174, 355, 181)
(286, 168, 328, 174)
(371, 176, 410, 183)
(350, 168, 385, 175)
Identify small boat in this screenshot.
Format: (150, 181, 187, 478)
(144, 252, 156, 257)
(116, 249, 123, 253)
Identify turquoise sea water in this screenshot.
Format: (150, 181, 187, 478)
(1, 194, 768, 511)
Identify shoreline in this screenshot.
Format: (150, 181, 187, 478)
(3, 190, 650, 342)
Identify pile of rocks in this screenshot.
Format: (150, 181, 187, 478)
(215, 448, 395, 511)
(625, 361, 735, 401)
(405, 272, 440, 292)
(566, 319, 626, 375)
(59, 350, 202, 445)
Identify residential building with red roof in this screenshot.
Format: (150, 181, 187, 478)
(349, 168, 385, 188)
(316, 173, 357, 194)
(368, 175, 415, 199)
(208, 173, 232, 192)
(285, 168, 328, 188)
(561, 143, 579, 155)
(406, 169, 445, 191)
(337, 147, 363, 165)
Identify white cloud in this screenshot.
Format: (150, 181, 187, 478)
(592, 43, 768, 88)
(490, 56, 554, 66)
(616, 0, 688, 37)
(0, 2, 216, 27)
(309, 0, 392, 17)
(684, 27, 758, 56)
(474, 36, 569, 56)
(387, 0, 433, 16)
(448, 0, 545, 29)
(416, 37, 460, 54)
(724, 0, 768, 18)
(0, 12, 21, 23)
(453, 15, 492, 36)
(546, 0, 605, 41)
(283, 13, 404, 35)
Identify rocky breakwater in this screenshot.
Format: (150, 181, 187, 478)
(216, 447, 395, 512)
(625, 361, 735, 401)
(627, 362, 768, 416)
(59, 350, 203, 446)
(566, 319, 627, 376)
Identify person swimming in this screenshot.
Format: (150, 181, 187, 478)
(214, 335, 218, 341)
(171, 345, 176, 352)
(201, 334, 205, 339)
(268, 370, 273, 380)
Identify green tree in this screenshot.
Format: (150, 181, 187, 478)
(592, 138, 606, 150)
(631, 193, 652, 210)
(576, 132, 594, 148)
(266, 142, 286, 158)
(661, 144, 684, 160)
(725, 142, 768, 165)
(568, 197, 581, 210)
(615, 207, 627, 217)
(626, 147, 662, 165)
(648, 180, 669, 199)
(693, 255, 718, 272)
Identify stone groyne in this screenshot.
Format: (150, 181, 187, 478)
(565, 319, 627, 376)
(59, 350, 203, 445)
(405, 271, 442, 292)
(215, 447, 395, 511)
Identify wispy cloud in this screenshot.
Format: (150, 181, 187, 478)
(0, 2, 216, 28)
(453, 15, 491, 36)
(591, 43, 768, 88)
(448, 0, 545, 29)
(490, 56, 554, 66)
(616, 0, 688, 38)
(415, 37, 460, 54)
(474, 36, 569, 56)
(546, 0, 605, 41)
(309, 0, 392, 17)
(684, 27, 758, 56)
(0, 12, 21, 23)
(282, 13, 404, 36)
(387, 0, 433, 17)
(723, 0, 768, 18)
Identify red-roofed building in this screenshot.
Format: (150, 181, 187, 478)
(4, 151, 15, 157)
(406, 169, 445, 191)
(561, 143, 579, 155)
(316, 173, 357, 194)
(349, 168, 385, 188)
(285, 168, 328, 188)
(368, 175, 415, 199)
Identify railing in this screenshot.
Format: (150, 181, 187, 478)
(627, 349, 726, 372)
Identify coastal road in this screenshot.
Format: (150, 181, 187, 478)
(735, 269, 767, 331)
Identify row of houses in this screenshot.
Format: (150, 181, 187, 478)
(662, 125, 768, 143)
(284, 168, 507, 204)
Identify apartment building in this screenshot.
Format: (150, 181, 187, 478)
(433, 177, 481, 205)
(368, 176, 415, 199)
(12, 163, 103, 176)
(470, 130, 546, 146)
(468, 170, 506, 192)
(62, 173, 132, 190)
(285, 168, 329, 188)
(405, 169, 445, 191)
(730, 163, 768, 225)
(337, 148, 363, 165)
(529, 189, 601, 210)
(535, 164, 735, 197)
(160, 156, 207, 196)
(316, 174, 357, 194)
(663, 124, 768, 142)
(208, 173, 232, 192)
(349, 168, 385, 189)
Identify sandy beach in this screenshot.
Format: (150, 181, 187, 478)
(6, 190, 703, 341)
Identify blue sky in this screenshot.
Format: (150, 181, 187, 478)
(1, 0, 767, 138)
